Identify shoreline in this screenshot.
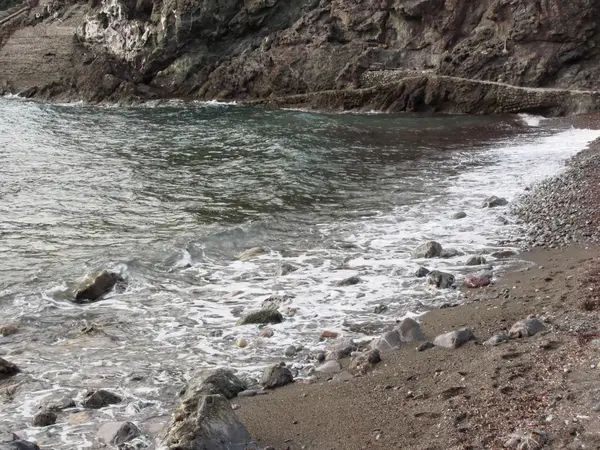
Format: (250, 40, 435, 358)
(229, 118, 600, 449)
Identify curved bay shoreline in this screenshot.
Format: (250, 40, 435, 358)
(3, 114, 600, 450)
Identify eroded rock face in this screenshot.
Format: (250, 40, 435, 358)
(162, 394, 258, 450)
(426, 270, 455, 289)
(0, 430, 40, 450)
(509, 317, 546, 338)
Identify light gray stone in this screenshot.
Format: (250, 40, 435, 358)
(509, 317, 546, 338)
(183, 368, 247, 400)
(332, 371, 354, 383)
(412, 241, 443, 259)
(161, 394, 258, 450)
(261, 294, 293, 311)
(260, 365, 293, 389)
(236, 247, 265, 261)
(482, 196, 508, 208)
(316, 360, 342, 374)
(397, 318, 425, 342)
(98, 421, 140, 445)
(433, 328, 474, 349)
(441, 248, 463, 258)
(370, 330, 402, 352)
(237, 309, 283, 325)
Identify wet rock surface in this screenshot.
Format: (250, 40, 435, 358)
(73, 270, 123, 303)
(237, 309, 283, 325)
(412, 241, 443, 259)
(0, 358, 19, 379)
(82, 389, 122, 409)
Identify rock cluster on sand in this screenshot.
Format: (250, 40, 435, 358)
(237, 309, 283, 325)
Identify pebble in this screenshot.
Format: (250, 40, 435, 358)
(235, 337, 249, 348)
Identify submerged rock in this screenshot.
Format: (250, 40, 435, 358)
(183, 369, 247, 400)
(433, 328, 474, 349)
(482, 196, 508, 208)
(237, 309, 283, 325)
(335, 275, 361, 286)
(32, 410, 57, 427)
(0, 358, 19, 379)
(260, 364, 293, 389)
(275, 263, 297, 276)
(98, 421, 141, 445)
(0, 430, 40, 450)
(261, 294, 293, 311)
(451, 211, 467, 219)
(426, 270, 455, 289)
(74, 270, 123, 303)
(162, 394, 257, 450)
(491, 249, 518, 259)
(82, 389, 122, 409)
(465, 255, 487, 266)
(236, 247, 265, 261)
(414, 267, 430, 278)
(509, 316, 546, 338)
(412, 241, 443, 259)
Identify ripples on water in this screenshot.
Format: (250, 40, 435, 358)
(0, 99, 598, 449)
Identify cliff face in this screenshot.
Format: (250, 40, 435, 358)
(1, 0, 600, 112)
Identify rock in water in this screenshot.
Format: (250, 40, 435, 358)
(465, 255, 487, 266)
(82, 389, 122, 409)
(451, 211, 467, 219)
(335, 275, 361, 286)
(412, 241, 443, 259)
(260, 364, 293, 389)
(275, 263, 297, 276)
(433, 328, 474, 349)
(236, 247, 265, 261)
(32, 410, 57, 427)
(509, 316, 546, 338)
(0, 430, 40, 450)
(261, 294, 293, 311)
(161, 394, 257, 450)
(426, 270, 455, 289)
(491, 250, 518, 259)
(237, 309, 283, 325)
(414, 267, 430, 278)
(482, 196, 508, 208)
(463, 272, 493, 288)
(441, 248, 463, 258)
(74, 270, 122, 303)
(182, 369, 247, 400)
(98, 421, 140, 445)
(397, 318, 425, 342)
(0, 358, 19, 379)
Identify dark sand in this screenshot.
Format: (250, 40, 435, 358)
(236, 117, 600, 450)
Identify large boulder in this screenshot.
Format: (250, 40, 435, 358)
(414, 267, 430, 278)
(412, 241, 443, 259)
(98, 421, 140, 445)
(0, 358, 19, 379)
(509, 317, 546, 338)
(237, 309, 283, 325)
(426, 270, 455, 289)
(161, 394, 258, 450)
(433, 328, 474, 349)
(260, 364, 293, 389)
(183, 369, 247, 400)
(397, 318, 425, 342)
(82, 389, 122, 409)
(482, 196, 508, 208)
(74, 270, 123, 303)
(0, 430, 40, 450)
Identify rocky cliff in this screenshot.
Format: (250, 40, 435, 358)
(2, 0, 600, 113)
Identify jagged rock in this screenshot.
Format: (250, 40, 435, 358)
(491, 250, 518, 259)
(426, 270, 455, 289)
(433, 328, 474, 349)
(41, 395, 76, 412)
(370, 330, 402, 352)
(182, 369, 247, 400)
(0, 430, 40, 450)
(414, 267, 430, 278)
(236, 247, 265, 261)
(482, 196, 508, 208)
(82, 389, 122, 409)
(32, 409, 57, 427)
(161, 394, 257, 450)
(335, 275, 361, 286)
(451, 211, 467, 219)
(484, 333, 508, 346)
(316, 360, 342, 374)
(465, 255, 487, 266)
(0, 358, 19, 379)
(237, 309, 283, 325)
(98, 421, 141, 445)
(275, 263, 297, 276)
(412, 241, 443, 259)
(463, 271, 493, 288)
(261, 294, 293, 311)
(496, 216, 510, 225)
(397, 318, 425, 342)
(260, 364, 293, 389)
(332, 370, 354, 382)
(74, 270, 123, 303)
(509, 317, 546, 338)
(284, 345, 296, 357)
